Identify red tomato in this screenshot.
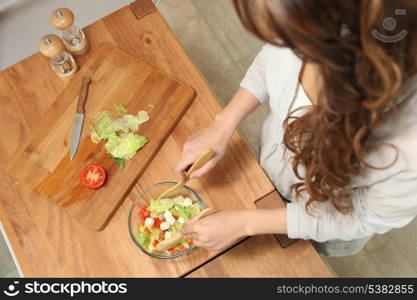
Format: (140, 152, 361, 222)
(80, 164, 106, 189)
(168, 248, 176, 253)
(142, 207, 150, 218)
(152, 240, 159, 247)
(188, 240, 193, 247)
(159, 232, 165, 241)
(153, 218, 161, 228)
(173, 215, 179, 220)
(179, 245, 186, 252)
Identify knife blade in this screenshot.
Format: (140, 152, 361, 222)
(69, 77, 92, 160)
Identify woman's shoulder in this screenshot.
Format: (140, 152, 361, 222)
(261, 43, 300, 62)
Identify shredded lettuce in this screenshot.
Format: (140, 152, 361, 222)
(90, 111, 116, 143)
(90, 103, 149, 167)
(137, 232, 150, 246)
(104, 133, 148, 160)
(137, 110, 149, 124)
(150, 198, 175, 216)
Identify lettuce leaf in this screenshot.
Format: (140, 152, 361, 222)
(137, 110, 149, 124)
(90, 111, 116, 143)
(90, 105, 149, 167)
(171, 202, 201, 221)
(105, 133, 148, 160)
(137, 232, 150, 246)
(150, 198, 175, 216)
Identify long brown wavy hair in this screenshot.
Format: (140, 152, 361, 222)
(233, 0, 417, 212)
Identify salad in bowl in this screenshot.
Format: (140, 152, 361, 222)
(128, 182, 205, 258)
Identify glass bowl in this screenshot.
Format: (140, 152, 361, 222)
(128, 182, 205, 259)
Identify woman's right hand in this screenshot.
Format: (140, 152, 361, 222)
(175, 117, 234, 180)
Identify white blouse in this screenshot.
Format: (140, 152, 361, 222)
(240, 44, 417, 246)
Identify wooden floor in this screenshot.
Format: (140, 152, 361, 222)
(1, 0, 416, 278)
(158, 0, 417, 278)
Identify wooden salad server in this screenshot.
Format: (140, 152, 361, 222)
(157, 148, 215, 199)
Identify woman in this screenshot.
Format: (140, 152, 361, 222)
(178, 0, 417, 256)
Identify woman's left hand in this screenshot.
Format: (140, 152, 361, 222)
(181, 210, 250, 250)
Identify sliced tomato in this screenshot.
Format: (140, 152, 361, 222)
(80, 164, 106, 189)
(153, 218, 161, 228)
(188, 240, 193, 247)
(178, 245, 186, 252)
(152, 240, 159, 247)
(139, 214, 145, 226)
(168, 248, 176, 253)
(159, 232, 165, 241)
(173, 215, 179, 220)
(142, 206, 150, 218)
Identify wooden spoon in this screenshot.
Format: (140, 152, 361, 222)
(155, 207, 219, 252)
(157, 148, 215, 200)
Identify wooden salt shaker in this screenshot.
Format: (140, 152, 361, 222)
(51, 8, 89, 56)
(39, 34, 77, 78)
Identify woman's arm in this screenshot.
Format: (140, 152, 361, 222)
(175, 88, 261, 179)
(175, 44, 270, 179)
(214, 87, 262, 135)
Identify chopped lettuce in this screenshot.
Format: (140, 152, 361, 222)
(104, 133, 148, 160)
(137, 110, 149, 124)
(150, 228, 162, 241)
(122, 114, 140, 131)
(150, 198, 174, 216)
(108, 157, 126, 169)
(90, 103, 149, 167)
(90, 111, 116, 143)
(171, 204, 189, 221)
(137, 232, 150, 246)
(171, 199, 201, 221)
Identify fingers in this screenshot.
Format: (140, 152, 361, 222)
(175, 152, 219, 180)
(181, 220, 196, 236)
(174, 156, 195, 181)
(188, 157, 219, 179)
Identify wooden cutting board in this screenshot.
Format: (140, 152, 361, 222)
(5, 42, 195, 230)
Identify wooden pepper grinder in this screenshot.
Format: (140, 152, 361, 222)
(39, 34, 78, 78)
(51, 8, 89, 56)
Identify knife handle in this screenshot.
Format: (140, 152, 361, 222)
(76, 77, 92, 114)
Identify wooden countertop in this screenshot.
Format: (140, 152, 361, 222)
(0, 0, 330, 277)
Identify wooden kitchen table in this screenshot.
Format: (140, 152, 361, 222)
(0, 0, 330, 277)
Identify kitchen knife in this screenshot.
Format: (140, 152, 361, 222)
(69, 77, 92, 160)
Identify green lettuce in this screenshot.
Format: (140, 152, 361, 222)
(149, 198, 175, 216)
(90, 111, 116, 143)
(171, 202, 201, 221)
(137, 232, 150, 246)
(90, 103, 150, 167)
(104, 133, 148, 160)
(150, 228, 161, 241)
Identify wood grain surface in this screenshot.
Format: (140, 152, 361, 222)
(0, 0, 328, 277)
(5, 43, 195, 230)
